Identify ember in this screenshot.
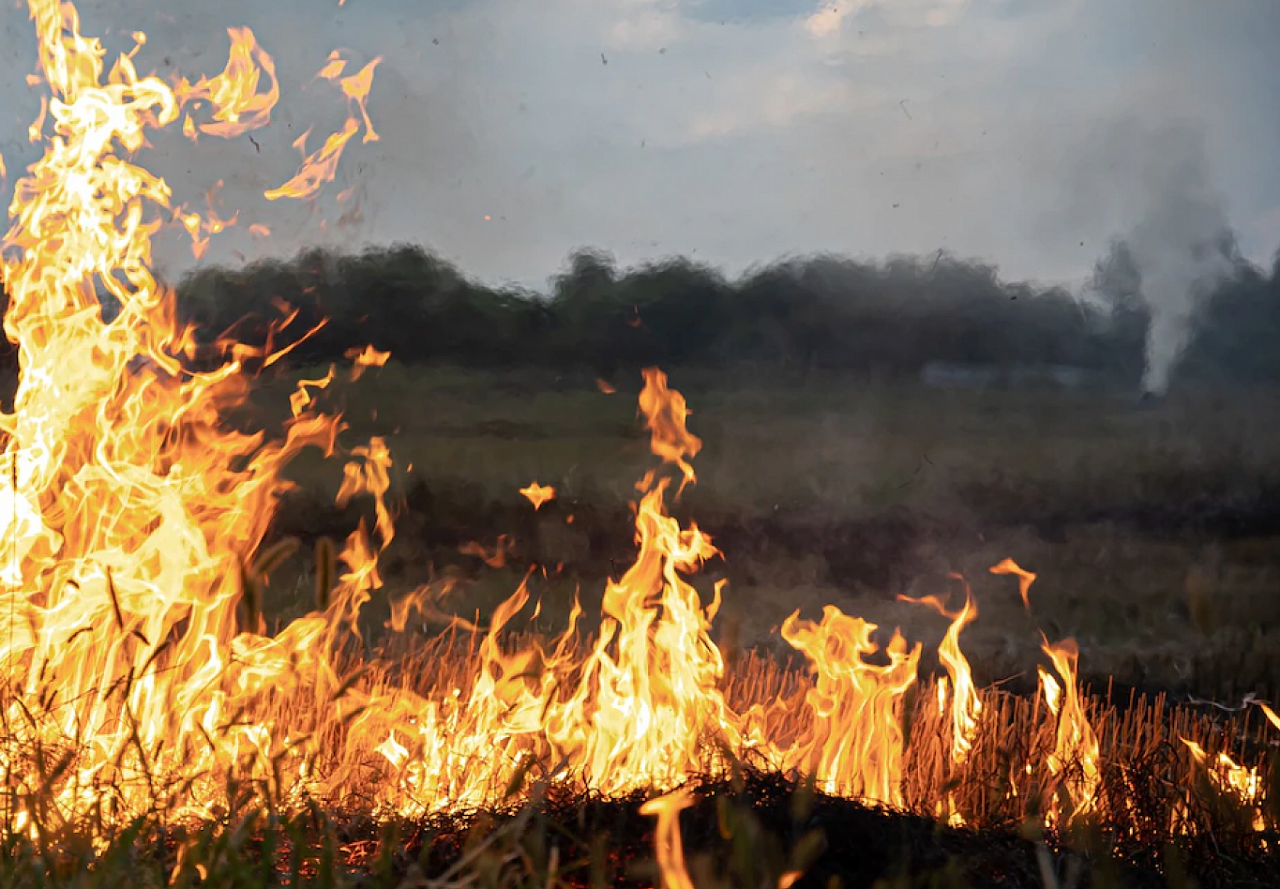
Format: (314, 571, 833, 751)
(0, 1, 1274, 886)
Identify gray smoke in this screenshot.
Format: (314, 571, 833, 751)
(1050, 119, 1238, 394)
(1125, 145, 1234, 395)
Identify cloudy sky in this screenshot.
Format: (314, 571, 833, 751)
(2, 0, 1278, 291)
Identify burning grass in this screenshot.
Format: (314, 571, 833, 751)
(0, 1, 1277, 886)
(3, 650, 1278, 888)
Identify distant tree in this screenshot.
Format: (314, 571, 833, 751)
(149, 237, 1278, 389)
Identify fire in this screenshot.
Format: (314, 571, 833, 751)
(990, 557, 1037, 610)
(1039, 639, 1102, 826)
(641, 788, 697, 889)
(899, 580, 981, 825)
(1182, 739, 1266, 833)
(900, 581, 981, 767)
(175, 27, 279, 139)
(519, 481, 556, 510)
(0, 0, 1268, 865)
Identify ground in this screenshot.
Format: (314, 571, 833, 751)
(249, 362, 1280, 705)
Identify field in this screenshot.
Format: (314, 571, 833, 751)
(250, 362, 1280, 706)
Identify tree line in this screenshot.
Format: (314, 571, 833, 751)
(3, 238, 1280, 388)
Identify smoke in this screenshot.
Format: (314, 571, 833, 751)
(1124, 139, 1235, 394)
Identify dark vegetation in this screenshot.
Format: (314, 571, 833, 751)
(162, 237, 1280, 384)
(1, 235, 1278, 391)
(16, 773, 1280, 889)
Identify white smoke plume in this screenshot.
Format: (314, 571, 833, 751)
(1100, 124, 1236, 395)
(1126, 146, 1234, 395)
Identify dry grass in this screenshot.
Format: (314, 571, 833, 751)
(245, 363, 1280, 704)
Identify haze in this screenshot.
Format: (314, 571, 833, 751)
(1, 0, 1277, 292)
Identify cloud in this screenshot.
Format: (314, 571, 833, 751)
(0, 0, 1274, 292)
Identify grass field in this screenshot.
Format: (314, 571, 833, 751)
(244, 362, 1280, 705)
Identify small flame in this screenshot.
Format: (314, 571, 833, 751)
(519, 482, 556, 510)
(345, 344, 390, 380)
(1040, 638, 1101, 826)
(640, 788, 696, 889)
(899, 579, 981, 767)
(318, 53, 381, 144)
(990, 557, 1037, 610)
(265, 118, 361, 201)
(637, 367, 701, 494)
(1259, 701, 1280, 734)
(174, 27, 279, 138)
(1182, 739, 1265, 832)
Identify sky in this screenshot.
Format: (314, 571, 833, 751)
(1, 0, 1278, 292)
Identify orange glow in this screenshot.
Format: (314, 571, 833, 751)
(460, 535, 513, 568)
(1182, 739, 1265, 833)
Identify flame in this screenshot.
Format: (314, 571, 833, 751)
(263, 51, 379, 202)
(519, 482, 556, 510)
(174, 27, 279, 139)
(317, 52, 382, 144)
(265, 117, 361, 201)
(1039, 638, 1101, 826)
(899, 580, 981, 826)
(778, 609, 920, 805)
(899, 581, 980, 767)
(344, 343, 390, 380)
(0, 0, 1264, 855)
(459, 535, 513, 568)
(176, 181, 238, 260)
(1, 0, 348, 832)
(640, 788, 697, 889)
(637, 366, 700, 494)
(990, 557, 1037, 609)
(1182, 739, 1265, 833)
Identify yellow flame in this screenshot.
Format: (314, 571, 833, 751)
(519, 482, 556, 510)
(899, 581, 980, 766)
(640, 788, 697, 889)
(1039, 638, 1101, 826)
(1182, 738, 1265, 833)
(174, 27, 279, 138)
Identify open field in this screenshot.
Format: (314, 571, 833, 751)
(245, 362, 1280, 704)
